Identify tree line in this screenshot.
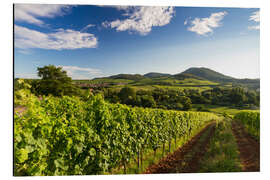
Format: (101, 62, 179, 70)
(15, 65, 260, 111)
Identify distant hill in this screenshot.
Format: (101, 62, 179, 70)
(109, 74, 145, 81)
(179, 67, 260, 90)
(144, 72, 171, 78)
(91, 67, 259, 90)
(181, 67, 235, 83)
(173, 73, 206, 80)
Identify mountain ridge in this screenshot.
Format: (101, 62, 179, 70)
(94, 67, 259, 83)
(103, 67, 259, 81)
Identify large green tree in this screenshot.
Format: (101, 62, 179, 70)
(34, 65, 81, 96)
(118, 87, 136, 105)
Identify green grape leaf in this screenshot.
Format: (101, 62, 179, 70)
(17, 148, 29, 163)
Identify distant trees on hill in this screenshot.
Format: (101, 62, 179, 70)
(103, 87, 193, 111)
(102, 86, 259, 111)
(15, 65, 259, 111)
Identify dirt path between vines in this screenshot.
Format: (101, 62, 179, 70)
(144, 123, 216, 174)
(231, 121, 260, 172)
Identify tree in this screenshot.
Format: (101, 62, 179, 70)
(140, 95, 156, 108)
(180, 96, 192, 111)
(230, 87, 247, 106)
(34, 65, 81, 96)
(118, 87, 136, 105)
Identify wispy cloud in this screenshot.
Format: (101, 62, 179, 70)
(249, 10, 260, 22)
(248, 10, 260, 30)
(15, 66, 103, 79)
(186, 11, 227, 36)
(81, 24, 96, 32)
(15, 25, 98, 50)
(248, 25, 260, 30)
(15, 73, 38, 79)
(102, 6, 175, 35)
(99, 5, 130, 11)
(14, 4, 71, 26)
(17, 49, 32, 55)
(60, 66, 103, 79)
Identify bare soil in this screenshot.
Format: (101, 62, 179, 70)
(231, 121, 260, 172)
(14, 105, 27, 114)
(144, 123, 216, 174)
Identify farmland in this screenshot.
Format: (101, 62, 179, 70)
(14, 66, 260, 175)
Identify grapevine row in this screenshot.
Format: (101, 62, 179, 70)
(14, 87, 219, 175)
(233, 111, 260, 139)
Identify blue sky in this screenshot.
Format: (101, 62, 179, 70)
(14, 5, 260, 79)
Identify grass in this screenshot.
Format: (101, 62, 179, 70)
(178, 78, 219, 86)
(74, 78, 134, 84)
(198, 118, 242, 172)
(130, 77, 219, 86)
(73, 77, 228, 92)
(192, 104, 243, 115)
(153, 85, 213, 91)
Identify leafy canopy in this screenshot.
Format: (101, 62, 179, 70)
(34, 65, 81, 96)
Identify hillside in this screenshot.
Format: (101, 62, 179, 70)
(180, 67, 259, 90)
(144, 72, 171, 78)
(108, 74, 144, 81)
(81, 67, 259, 91)
(173, 73, 206, 80)
(181, 67, 235, 83)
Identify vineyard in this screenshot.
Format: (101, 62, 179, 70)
(234, 111, 260, 139)
(14, 83, 220, 176)
(12, 3, 262, 176)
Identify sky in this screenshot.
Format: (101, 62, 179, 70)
(14, 4, 260, 79)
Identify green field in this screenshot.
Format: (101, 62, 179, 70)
(191, 104, 243, 115)
(73, 76, 233, 92)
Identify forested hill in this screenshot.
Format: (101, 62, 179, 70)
(92, 67, 259, 90)
(143, 72, 171, 78)
(180, 67, 235, 83)
(179, 67, 260, 89)
(108, 74, 144, 80)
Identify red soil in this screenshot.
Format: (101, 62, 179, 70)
(231, 121, 260, 172)
(144, 123, 216, 174)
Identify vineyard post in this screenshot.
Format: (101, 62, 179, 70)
(140, 148, 143, 170)
(175, 136, 177, 149)
(169, 138, 171, 153)
(251, 118, 253, 130)
(137, 150, 140, 169)
(162, 143, 165, 156)
(122, 160, 126, 174)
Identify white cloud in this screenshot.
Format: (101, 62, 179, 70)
(15, 66, 103, 80)
(112, 6, 131, 11)
(249, 10, 260, 22)
(248, 10, 260, 30)
(81, 24, 96, 32)
(15, 25, 98, 50)
(103, 6, 175, 35)
(98, 5, 131, 11)
(248, 25, 260, 30)
(60, 66, 103, 79)
(15, 73, 38, 79)
(184, 20, 188, 25)
(14, 4, 71, 25)
(187, 11, 227, 35)
(17, 49, 32, 55)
